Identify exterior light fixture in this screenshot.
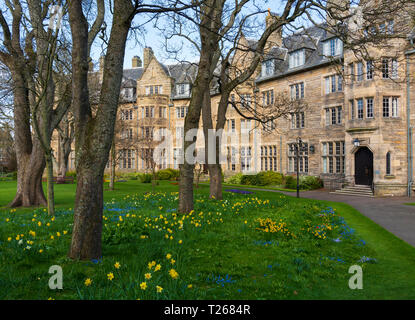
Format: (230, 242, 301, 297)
(353, 138, 360, 147)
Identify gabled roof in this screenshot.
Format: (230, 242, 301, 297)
(256, 23, 343, 83)
(122, 68, 144, 83)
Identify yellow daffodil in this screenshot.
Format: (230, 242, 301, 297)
(166, 253, 172, 260)
(144, 273, 152, 280)
(168, 269, 179, 279)
(140, 282, 147, 290)
(156, 285, 163, 293)
(84, 278, 92, 286)
(114, 262, 121, 269)
(107, 272, 114, 281)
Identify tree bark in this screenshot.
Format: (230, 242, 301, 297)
(68, 0, 133, 260)
(109, 141, 115, 190)
(202, 90, 222, 199)
(178, 0, 225, 213)
(8, 66, 47, 208)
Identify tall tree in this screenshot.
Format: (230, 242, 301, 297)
(0, 0, 71, 209)
(68, 0, 196, 260)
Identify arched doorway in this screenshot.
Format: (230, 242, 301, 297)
(354, 147, 373, 186)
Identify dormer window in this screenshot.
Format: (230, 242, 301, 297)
(261, 59, 275, 77)
(323, 38, 343, 57)
(176, 83, 190, 96)
(289, 49, 305, 69)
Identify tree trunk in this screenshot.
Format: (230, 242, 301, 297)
(202, 90, 223, 199)
(178, 0, 225, 213)
(68, 167, 103, 259)
(9, 136, 47, 207)
(109, 141, 115, 190)
(68, 0, 133, 260)
(45, 152, 55, 215)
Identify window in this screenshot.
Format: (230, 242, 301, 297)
(290, 82, 304, 100)
(383, 96, 399, 117)
(176, 83, 190, 96)
(383, 97, 389, 117)
(144, 106, 154, 118)
(120, 149, 135, 169)
(391, 59, 398, 79)
(387, 20, 394, 34)
(386, 152, 391, 175)
(357, 62, 363, 81)
(241, 146, 252, 171)
(289, 49, 305, 68)
(121, 109, 133, 120)
(366, 98, 374, 118)
(382, 59, 389, 78)
(322, 141, 345, 174)
(145, 85, 162, 95)
(240, 94, 251, 108)
(366, 61, 374, 80)
(176, 106, 188, 118)
(262, 89, 274, 106)
(325, 107, 342, 125)
(159, 107, 167, 118)
(227, 119, 236, 133)
(323, 38, 343, 57)
(357, 99, 364, 119)
(260, 145, 277, 171)
(291, 112, 305, 129)
(325, 75, 342, 94)
(349, 63, 354, 84)
(350, 100, 355, 120)
(288, 142, 308, 173)
(121, 128, 133, 139)
(262, 59, 275, 76)
(241, 119, 252, 132)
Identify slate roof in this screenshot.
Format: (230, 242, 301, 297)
(256, 23, 343, 83)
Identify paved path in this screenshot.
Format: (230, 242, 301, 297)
(236, 187, 415, 247)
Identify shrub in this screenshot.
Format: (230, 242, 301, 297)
(66, 171, 76, 179)
(300, 175, 323, 190)
(284, 175, 323, 190)
(166, 168, 180, 180)
(240, 174, 260, 186)
(138, 173, 152, 183)
(157, 169, 173, 180)
(225, 173, 244, 184)
(256, 171, 284, 186)
(284, 175, 297, 189)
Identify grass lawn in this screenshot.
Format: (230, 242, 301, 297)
(0, 180, 415, 299)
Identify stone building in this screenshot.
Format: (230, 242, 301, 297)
(55, 2, 415, 197)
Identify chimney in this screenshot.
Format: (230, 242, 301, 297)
(265, 9, 283, 48)
(132, 55, 142, 68)
(143, 47, 154, 68)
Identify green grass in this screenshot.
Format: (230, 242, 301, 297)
(0, 180, 415, 299)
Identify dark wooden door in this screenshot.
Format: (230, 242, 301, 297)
(355, 147, 373, 186)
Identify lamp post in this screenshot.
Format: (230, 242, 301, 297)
(290, 136, 308, 198)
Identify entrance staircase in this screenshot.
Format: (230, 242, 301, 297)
(331, 184, 374, 197)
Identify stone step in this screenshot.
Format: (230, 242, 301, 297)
(341, 187, 373, 192)
(330, 190, 374, 197)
